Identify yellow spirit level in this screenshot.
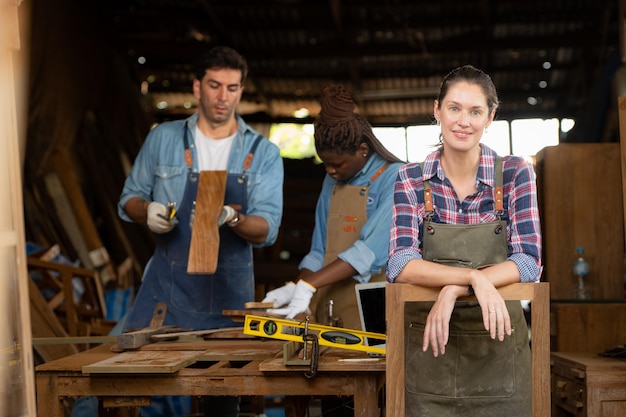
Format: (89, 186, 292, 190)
(243, 314, 386, 355)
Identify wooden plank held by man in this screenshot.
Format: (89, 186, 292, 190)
(188, 170, 227, 274)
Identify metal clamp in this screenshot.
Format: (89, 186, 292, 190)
(302, 316, 319, 378)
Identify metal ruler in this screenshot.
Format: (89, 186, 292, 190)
(243, 315, 386, 355)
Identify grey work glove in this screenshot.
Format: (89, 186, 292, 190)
(147, 202, 177, 234)
(268, 280, 317, 319)
(218, 205, 237, 227)
(262, 281, 297, 308)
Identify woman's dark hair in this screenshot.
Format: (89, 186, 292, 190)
(436, 65, 499, 114)
(194, 46, 248, 84)
(314, 85, 404, 163)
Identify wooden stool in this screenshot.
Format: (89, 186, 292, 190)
(386, 282, 550, 417)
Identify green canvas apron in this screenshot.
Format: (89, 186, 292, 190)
(310, 166, 388, 330)
(404, 158, 531, 417)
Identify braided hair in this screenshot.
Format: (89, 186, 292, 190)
(314, 85, 404, 163)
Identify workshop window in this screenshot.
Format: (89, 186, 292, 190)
(269, 118, 572, 162)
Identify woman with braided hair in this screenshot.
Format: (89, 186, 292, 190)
(264, 84, 404, 332)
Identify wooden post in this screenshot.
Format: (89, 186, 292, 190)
(618, 96, 626, 256)
(1, 0, 36, 414)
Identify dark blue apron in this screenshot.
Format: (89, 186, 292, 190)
(125, 123, 263, 331)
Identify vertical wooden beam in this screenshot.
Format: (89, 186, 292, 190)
(618, 96, 626, 257)
(1, 0, 36, 414)
(537, 143, 623, 299)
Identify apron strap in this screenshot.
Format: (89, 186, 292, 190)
(421, 155, 504, 217)
(420, 163, 434, 218)
(354, 162, 390, 196)
(494, 156, 503, 213)
(369, 162, 389, 182)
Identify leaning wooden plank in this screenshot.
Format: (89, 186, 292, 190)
(53, 147, 117, 286)
(82, 350, 199, 374)
(44, 173, 91, 268)
(28, 279, 79, 361)
(187, 170, 227, 274)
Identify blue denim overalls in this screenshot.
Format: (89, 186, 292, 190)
(125, 123, 262, 331)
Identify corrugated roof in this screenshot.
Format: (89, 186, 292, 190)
(91, 0, 621, 130)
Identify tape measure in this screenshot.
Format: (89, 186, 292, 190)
(243, 315, 386, 355)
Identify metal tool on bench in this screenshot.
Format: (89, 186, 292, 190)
(117, 303, 241, 350)
(117, 302, 247, 350)
(117, 302, 188, 350)
(300, 317, 319, 378)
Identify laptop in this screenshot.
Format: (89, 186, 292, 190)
(354, 281, 387, 352)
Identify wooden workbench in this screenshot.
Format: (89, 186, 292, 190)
(35, 338, 385, 417)
(551, 351, 626, 417)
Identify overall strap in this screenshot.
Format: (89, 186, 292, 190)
(183, 121, 193, 168)
(237, 134, 264, 184)
(242, 134, 264, 170)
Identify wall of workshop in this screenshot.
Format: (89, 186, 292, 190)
(23, 0, 155, 289)
(20, 0, 327, 297)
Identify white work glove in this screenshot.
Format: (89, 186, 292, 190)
(147, 202, 177, 234)
(262, 281, 297, 308)
(268, 280, 317, 319)
(218, 205, 237, 227)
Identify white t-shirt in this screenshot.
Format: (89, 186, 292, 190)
(195, 126, 236, 171)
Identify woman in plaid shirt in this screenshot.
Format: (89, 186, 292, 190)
(386, 65, 542, 417)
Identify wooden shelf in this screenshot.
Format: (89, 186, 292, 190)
(536, 144, 625, 300)
(551, 302, 626, 352)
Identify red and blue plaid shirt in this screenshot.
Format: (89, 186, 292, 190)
(387, 145, 542, 283)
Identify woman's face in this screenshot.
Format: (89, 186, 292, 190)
(434, 81, 495, 153)
(317, 143, 368, 182)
